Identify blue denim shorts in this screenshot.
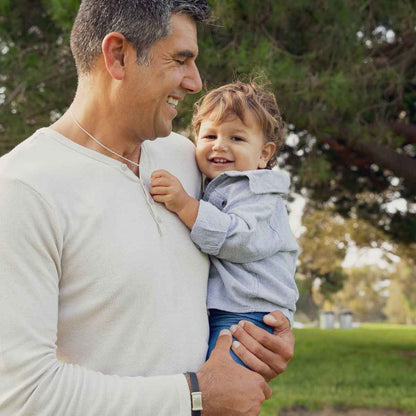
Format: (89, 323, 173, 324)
(207, 309, 273, 369)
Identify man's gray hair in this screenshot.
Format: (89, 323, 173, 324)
(70, 0, 211, 74)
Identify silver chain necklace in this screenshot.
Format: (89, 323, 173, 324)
(69, 107, 140, 168)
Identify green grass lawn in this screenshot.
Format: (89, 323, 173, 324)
(260, 324, 416, 415)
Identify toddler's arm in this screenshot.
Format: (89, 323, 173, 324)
(191, 193, 285, 263)
(150, 170, 199, 229)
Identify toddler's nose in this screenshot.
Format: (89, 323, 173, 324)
(212, 139, 227, 151)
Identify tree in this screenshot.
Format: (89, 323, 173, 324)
(296, 205, 412, 319)
(384, 260, 416, 324)
(331, 266, 389, 322)
(1, 0, 415, 247)
(297, 208, 349, 297)
(0, 0, 78, 153)
(197, 0, 416, 247)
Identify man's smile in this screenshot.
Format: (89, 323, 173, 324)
(167, 96, 179, 109)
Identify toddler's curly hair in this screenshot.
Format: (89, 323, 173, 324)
(191, 81, 285, 169)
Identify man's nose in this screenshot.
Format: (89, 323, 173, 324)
(182, 61, 202, 94)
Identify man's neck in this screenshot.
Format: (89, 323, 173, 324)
(51, 103, 142, 176)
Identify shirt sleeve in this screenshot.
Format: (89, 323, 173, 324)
(0, 178, 191, 416)
(190, 189, 284, 263)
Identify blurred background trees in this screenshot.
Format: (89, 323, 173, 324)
(1, 0, 415, 323)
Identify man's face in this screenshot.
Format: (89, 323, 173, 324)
(123, 13, 202, 140)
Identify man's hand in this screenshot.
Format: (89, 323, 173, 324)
(230, 311, 295, 381)
(150, 170, 199, 229)
(198, 329, 272, 416)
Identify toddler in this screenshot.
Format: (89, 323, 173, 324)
(150, 81, 299, 367)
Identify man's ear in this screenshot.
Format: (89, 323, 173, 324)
(102, 32, 128, 80)
(258, 142, 276, 169)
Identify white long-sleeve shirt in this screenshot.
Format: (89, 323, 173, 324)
(0, 128, 210, 415)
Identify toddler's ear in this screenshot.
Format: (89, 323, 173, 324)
(259, 142, 276, 168)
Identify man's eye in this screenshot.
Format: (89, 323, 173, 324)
(176, 59, 185, 65)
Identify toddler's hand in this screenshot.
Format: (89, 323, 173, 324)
(150, 170, 191, 213)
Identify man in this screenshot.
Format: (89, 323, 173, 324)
(0, 1, 295, 415)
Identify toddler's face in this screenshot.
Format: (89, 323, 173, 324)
(195, 110, 275, 179)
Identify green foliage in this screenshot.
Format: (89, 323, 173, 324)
(319, 267, 349, 299)
(299, 154, 333, 187)
(0, 0, 10, 16)
(385, 280, 412, 325)
(332, 266, 390, 322)
(0, 0, 77, 153)
(43, 0, 80, 32)
(0, 0, 415, 247)
(202, 0, 416, 235)
(299, 209, 350, 277)
(261, 326, 416, 415)
(295, 206, 412, 309)
(384, 261, 416, 325)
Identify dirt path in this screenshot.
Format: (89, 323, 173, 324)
(279, 406, 415, 416)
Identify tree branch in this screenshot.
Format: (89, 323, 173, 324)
(388, 122, 416, 144)
(354, 141, 416, 186)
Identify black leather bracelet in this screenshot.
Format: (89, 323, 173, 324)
(187, 372, 202, 416)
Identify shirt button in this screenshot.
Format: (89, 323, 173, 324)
(121, 164, 128, 171)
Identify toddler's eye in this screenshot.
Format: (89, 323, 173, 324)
(231, 136, 243, 142)
(203, 135, 217, 140)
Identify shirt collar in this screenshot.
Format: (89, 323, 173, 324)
(205, 169, 290, 195)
